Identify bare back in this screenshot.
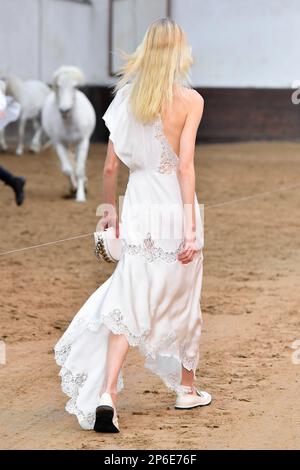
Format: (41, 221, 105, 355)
(160, 86, 204, 159)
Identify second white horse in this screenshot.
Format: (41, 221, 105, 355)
(2, 75, 50, 155)
(42, 66, 96, 202)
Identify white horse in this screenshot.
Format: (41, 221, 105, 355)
(0, 80, 6, 111)
(1, 75, 50, 155)
(42, 66, 96, 202)
(0, 81, 7, 148)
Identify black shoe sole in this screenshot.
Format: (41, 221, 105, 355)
(175, 401, 212, 410)
(13, 177, 26, 206)
(94, 405, 119, 433)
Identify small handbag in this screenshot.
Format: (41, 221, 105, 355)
(94, 225, 123, 263)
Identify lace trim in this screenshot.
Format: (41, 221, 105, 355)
(55, 307, 199, 375)
(60, 367, 96, 428)
(154, 117, 179, 174)
(101, 308, 149, 347)
(55, 308, 149, 362)
(55, 307, 199, 429)
(124, 233, 184, 263)
(59, 365, 124, 429)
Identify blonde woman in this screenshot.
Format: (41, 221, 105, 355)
(55, 18, 211, 433)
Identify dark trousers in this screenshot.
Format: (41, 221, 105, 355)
(0, 165, 14, 186)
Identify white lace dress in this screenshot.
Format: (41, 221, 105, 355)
(54, 84, 204, 429)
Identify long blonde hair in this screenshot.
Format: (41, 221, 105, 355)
(114, 18, 194, 123)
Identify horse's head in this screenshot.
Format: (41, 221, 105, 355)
(53, 66, 85, 119)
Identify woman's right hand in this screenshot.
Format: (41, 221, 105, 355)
(99, 209, 119, 238)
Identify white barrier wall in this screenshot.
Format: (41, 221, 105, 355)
(0, 0, 300, 88)
(174, 0, 300, 88)
(0, 0, 41, 79)
(0, 0, 108, 84)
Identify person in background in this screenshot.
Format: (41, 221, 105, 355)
(0, 80, 26, 206)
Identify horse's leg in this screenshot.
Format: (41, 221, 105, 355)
(0, 129, 8, 152)
(75, 137, 89, 202)
(16, 117, 26, 156)
(30, 118, 42, 153)
(56, 142, 77, 194)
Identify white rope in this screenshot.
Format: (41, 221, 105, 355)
(206, 182, 300, 209)
(0, 182, 299, 257)
(0, 233, 92, 257)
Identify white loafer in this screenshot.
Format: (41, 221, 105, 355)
(94, 392, 120, 433)
(175, 389, 212, 409)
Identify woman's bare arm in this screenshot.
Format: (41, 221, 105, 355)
(102, 140, 119, 205)
(177, 90, 204, 263)
(100, 139, 120, 236)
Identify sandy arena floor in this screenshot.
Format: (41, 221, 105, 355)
(0, 141, 299, 450)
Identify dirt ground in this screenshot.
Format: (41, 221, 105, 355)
(0, 141, 299, 450)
